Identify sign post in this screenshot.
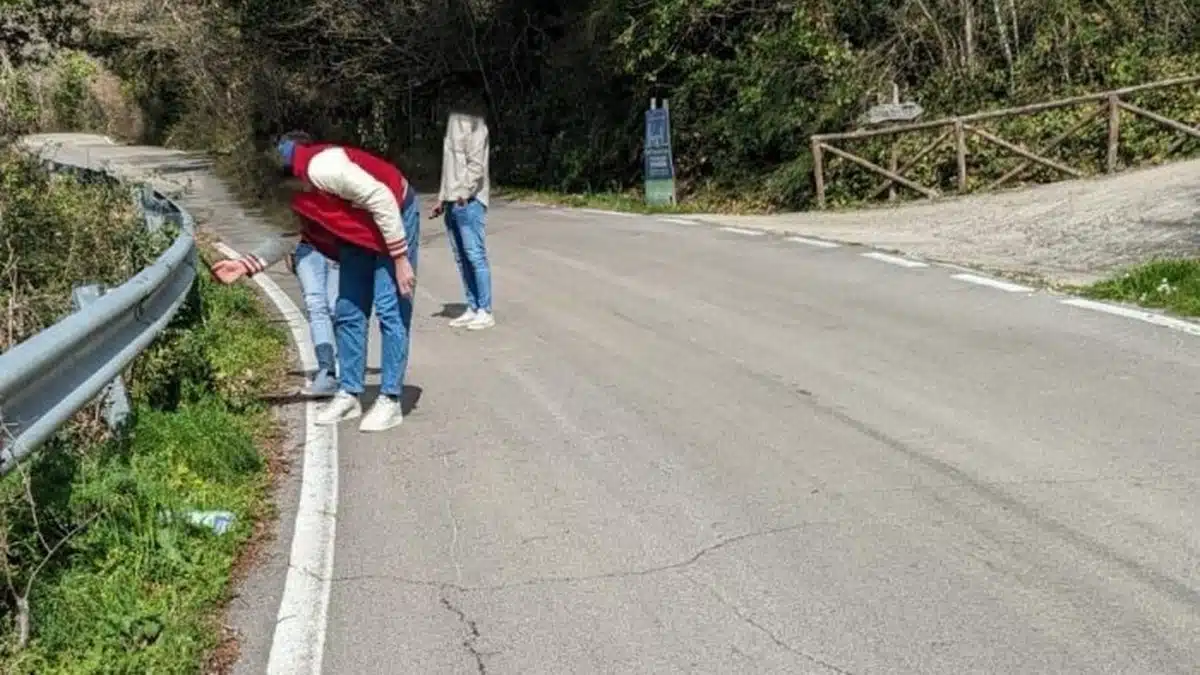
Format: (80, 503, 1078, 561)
(643, 98, 676, 206)
(861, 83, 924, 201)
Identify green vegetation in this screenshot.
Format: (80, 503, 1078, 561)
(8, 0, 1198, 213)
(0, 148, 162, 347)
(1082, 259, 1200, 317)
(494, 186, 772, 215)
(85, 0, 1200, 212)
(0, 147, 288, 671)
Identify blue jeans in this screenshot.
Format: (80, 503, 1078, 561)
(293, 242, 339, 374)
(444, 199, 492, 312)
(335, 193, 420, 398)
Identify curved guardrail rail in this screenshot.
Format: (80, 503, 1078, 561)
(0, 158, 198, 475)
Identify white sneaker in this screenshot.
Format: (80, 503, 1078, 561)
(359, 396, 404, 432)
(448, 309, 477, 327)
(315, 391, 361, 426)
(466, 310, 495, 331)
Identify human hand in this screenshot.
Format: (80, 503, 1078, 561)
(211, 259, 247, 284)
(430, 202, 444, 218)
(394, 257, 416, 298)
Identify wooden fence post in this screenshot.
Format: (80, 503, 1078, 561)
(954, 119, 968, 191)
(888, 143, 899, 201)
(811, 138, 826, 209)
(1107, 94, 1121, 173)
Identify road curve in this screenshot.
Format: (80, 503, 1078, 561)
(18, 135, 1200, 674)
(329, 203, 1200, 674)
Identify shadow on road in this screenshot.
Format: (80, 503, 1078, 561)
(263, 384, 423, 415)
(430, 302, 467, 318)
(362, 384, 424, 415)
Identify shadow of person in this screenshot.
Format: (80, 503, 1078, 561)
(362, 384, 424, 415)
(431, 302, 467, 318)
(262, 384, 422, 414)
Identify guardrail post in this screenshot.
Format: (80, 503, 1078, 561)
(71, 284, 132, 430)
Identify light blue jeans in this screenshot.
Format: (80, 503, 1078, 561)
(335, 192, 421, 398)
(444, 199, 492, 312)
(293, 242, 339, 375)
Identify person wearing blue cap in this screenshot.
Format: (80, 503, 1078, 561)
(213, 131, 420, 433)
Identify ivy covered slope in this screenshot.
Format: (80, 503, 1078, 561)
(0, 147, 289, 673)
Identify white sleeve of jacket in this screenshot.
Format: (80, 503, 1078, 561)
(305, 147, 408, 257)
(460, 125, 487, 197)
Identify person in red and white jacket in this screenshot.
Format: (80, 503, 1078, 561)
(212, 131, 421, 433)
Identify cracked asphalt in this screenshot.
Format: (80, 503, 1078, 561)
(19, 134, 1200, 674)
(325, 203, 1200, 674)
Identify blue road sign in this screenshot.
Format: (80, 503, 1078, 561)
(644, 105, 676, 204)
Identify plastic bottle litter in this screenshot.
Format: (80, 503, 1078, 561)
(161, 510, 236, 535)
(186, 510, 236, 535)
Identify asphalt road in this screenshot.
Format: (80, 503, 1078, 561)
(18, 135, 1200, 674)
(326, 205, 1200, 674)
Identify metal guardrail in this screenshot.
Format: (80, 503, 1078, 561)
(0, 157, 198, 475)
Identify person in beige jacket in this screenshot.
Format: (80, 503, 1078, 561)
(430, 109, 494, 330)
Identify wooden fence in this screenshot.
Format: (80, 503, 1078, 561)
(809, 75, 1200, 209)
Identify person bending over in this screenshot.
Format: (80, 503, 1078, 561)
(212, 132, 420, 433)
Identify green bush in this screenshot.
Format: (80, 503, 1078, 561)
(0, 145, 167, 351)
(0, 265, 287, 673)
(0, 48, 144, 140)
(0, 148, 288, 671)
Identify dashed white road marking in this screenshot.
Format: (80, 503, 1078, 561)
(951, 273, 1032, 293)
(580, 208, 635, 217)
(861, 252, 928, 268)
(786, 236, 840, 249)
(1060, 298, 1200, 337)
(659, 217, 701, 225)
(215, 242, 339, 675)
(719, 226, 766, 236)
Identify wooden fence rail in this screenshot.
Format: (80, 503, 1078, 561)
(809, 75, 1200, 209)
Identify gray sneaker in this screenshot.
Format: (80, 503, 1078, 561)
(302, 370, 339, 398)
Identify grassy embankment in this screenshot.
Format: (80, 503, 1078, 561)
(0, 146, 289, 673)
(1080, 259, 1200, 318)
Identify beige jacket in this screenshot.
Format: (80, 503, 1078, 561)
(436, 112, 490, 207)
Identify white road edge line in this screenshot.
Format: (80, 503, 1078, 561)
(861, 251, 928, 268)
(1060, 298, 1200, 337)
(579, 208, 635, 217)
(214, 242, 339, 675)
(659, 217, 701, 225)
(951, 273, 1032, 293)
(786, 236, 840, 249)
(719, 226, 766, 236)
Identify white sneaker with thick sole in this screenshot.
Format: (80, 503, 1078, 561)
(359, 396, 404, 432)
(448, 309, 477, 327)
(316, 391, 362, 426)
(466, 310, 495, 331)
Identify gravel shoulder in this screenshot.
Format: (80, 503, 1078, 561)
(703, 158, 1200, 286)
